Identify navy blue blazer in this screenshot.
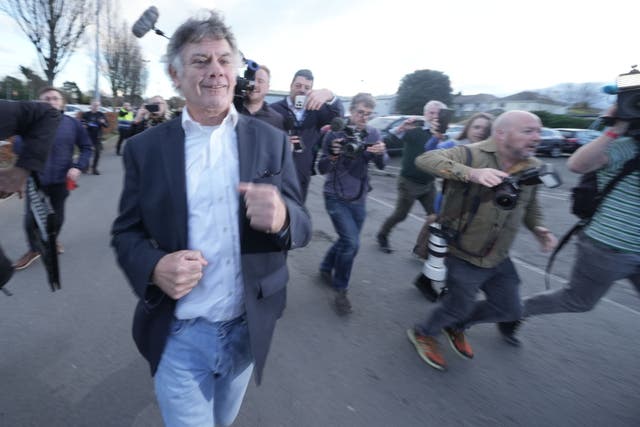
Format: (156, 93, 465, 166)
(111, 114, 312, 383)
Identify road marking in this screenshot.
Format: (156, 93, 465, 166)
(367, 193, 640, 317)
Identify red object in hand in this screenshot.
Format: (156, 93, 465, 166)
(66, 177, 78, 191)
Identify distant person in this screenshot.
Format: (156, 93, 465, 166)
(111, 11, 312, 427)
(0, 100, 60, 289)
(376, 100, 446, 253)
(12, 87, 93, 270)
(406, 111, 557, 371)
(271, 69, 344, 202)
(81, 100, 108, 175)
(317, 93, 388, 314)
(500, 105, 640, 345)
(115, 102, 134, 155)
(238, 65, 284, 130)
(129, 95, 171, 137)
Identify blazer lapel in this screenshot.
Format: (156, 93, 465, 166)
(236, 115, 257, 183)
(160, 120, 188, 248)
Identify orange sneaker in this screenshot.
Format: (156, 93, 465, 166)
(443, 327, 474, 359)
(406, 328, 446, 371)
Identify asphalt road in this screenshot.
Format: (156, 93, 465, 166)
(1, 140, 638, 427)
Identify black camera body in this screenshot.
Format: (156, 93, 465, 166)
(233, 57, 259, 110)
(145, 104, 160, 113)
(615, 66, 640, 121)
(339, 125, 369, 158)
(493, 164, 562, 210)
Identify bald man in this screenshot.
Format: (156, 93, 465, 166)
(406, 110, 557, 371)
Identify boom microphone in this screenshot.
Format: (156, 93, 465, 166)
(132, 6, 168, 39)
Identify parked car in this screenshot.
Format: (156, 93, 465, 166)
(554, 128, 602, 153)
(367, 115, 422, 155)
(64, 104, 89, 118)
(536, 127, 564, 158)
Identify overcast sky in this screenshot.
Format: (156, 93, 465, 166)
(0, 0, 637, 101)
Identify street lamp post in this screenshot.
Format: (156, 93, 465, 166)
(94, 0, 101, 102)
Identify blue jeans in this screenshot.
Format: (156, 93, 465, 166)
(417, 256, 523, 336)
(320, 194, 366, 290)
(154, 315, 254, 427)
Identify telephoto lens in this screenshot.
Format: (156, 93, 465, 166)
(413, 223, 448, 302)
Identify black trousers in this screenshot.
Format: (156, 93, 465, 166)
(24, 183, 68, 251)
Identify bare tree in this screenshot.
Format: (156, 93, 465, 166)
(101, 0, 147, 104)
(1, 0, 93, 85)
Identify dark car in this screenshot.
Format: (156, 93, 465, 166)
(536, 127, 564, 158)
(555, 128, 602, 153)
(367, 115, 422, 155)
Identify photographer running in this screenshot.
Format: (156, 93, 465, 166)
(406, 110, 557, 371)
(317, 93, 387, 315)
(500, 105, 640, 344)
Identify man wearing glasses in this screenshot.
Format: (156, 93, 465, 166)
(317, 93, 387, 314)
(376, 100, 447, 253)
(271, 69, 343, 202)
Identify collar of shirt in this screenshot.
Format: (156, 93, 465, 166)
(181, 103, 239, 135)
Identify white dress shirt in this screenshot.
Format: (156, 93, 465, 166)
(175, 105, 245, 322)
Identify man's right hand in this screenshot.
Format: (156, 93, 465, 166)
(467, 168, 509, 187)
(152, 250, 208, 300)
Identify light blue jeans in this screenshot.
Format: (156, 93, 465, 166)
(154, 315, 254, 427)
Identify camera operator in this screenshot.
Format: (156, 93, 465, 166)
(406, 110, 557, 371)
(237, 65, 285, 130)
(129, 95, 170, 137)
(271, 69, 344, 202)
(81, 100, 109, 175)
(316, 93, 387, 315)
(500, 105, 640, 344)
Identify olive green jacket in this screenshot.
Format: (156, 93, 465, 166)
(415, 139, 545, 268)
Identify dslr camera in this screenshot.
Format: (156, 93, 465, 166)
(330, 118, 369, 158)
(493, 164, 562, 210)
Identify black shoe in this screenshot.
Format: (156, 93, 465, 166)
(413, 274, 440, 302)
(334, 289, 352, 315)
(376, 233, 392, 253)
(93, 169, 101, 175)
(0, 252, 14, 290)
(497, 321, 522, 347)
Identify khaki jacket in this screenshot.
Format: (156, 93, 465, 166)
(415, 139, 544, 268)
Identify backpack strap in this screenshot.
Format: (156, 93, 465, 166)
(544, 151, 640, 289)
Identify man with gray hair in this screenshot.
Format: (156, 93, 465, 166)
(376, 100, 446, 253)
(111, 10, 311, 426)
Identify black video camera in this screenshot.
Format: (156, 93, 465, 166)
(493, 164, 562, 210)
(615, 66, 640, 121)
(234, 55, 259, 106)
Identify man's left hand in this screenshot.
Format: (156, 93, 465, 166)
(366, 141, 386, 155)
(533, 226, 557, 252)
(238, 182, 288, 233)
(305, 89, 334, 110)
